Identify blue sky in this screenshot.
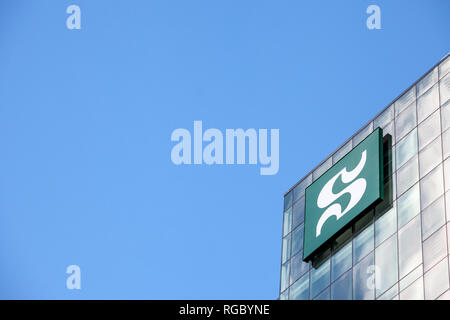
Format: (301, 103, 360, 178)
(0, 0, 448, 299)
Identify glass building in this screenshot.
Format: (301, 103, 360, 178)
(279, 53, 450, 300)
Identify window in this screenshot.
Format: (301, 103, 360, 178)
(353, 122, 373, 146)
(331, 241, 352, 282)
(397, 183, 420, 228)
(291, 225, 304, 256)
(423, 226, 447, 272)
(353, 224, 374, 264)
(375, 206, 397, 247)
(331, 270, 352, 300)
(282, 207, 292, 237)
(396, 129, 418, 169)
(398, 216, 422, 279)
(353, 252, 375, 300)
(419, 136, 442, 178)
(375, 234, 398, 298)
(424, 257, 450, 300)
(417, 67, 438, 97)
(282, 234, 291, 264)
(397, 156, 419, 197)
(292, 197, 305, 228)
(280, 262, 290, 292)
(310, 259, 330, 299)
(333, 140, 352, 164)
(418, 109, 441, 150)
(289, 272, 309, 300)
(293, 174, 311, 203)
(420, 164, 444, 210)
(395, 86, 416, 115)
(417, 84, 439, 124)
(442, 101, 450, 132)
(395, 102, 417, 142)
(290, 252, 309, 285)
(400, 277, 424, 300)
(313, 157, 332, 181)
(421, 196, 446, 241)
(374, 104, 394, 129)
(440, 74, 450, 106)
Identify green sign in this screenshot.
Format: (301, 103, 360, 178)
(303, 128, 384, 261)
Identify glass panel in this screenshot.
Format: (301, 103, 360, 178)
(400, 277, 424, 300)
(290, 251, 310, 285)
(353, 224, 374, 264)
(375, 206, 397, 247)
(289, 272, 309, 300)
(397, 156, 419, 197)
(313, 287, 330, 300)
(419, 136, 442, 178)
(331, 270, 352, 300)
(395, 86, 416, 115)
(400, 264, 423, 291)
(292, 197, 305, 228)
(417, 67, 438, 97)
(293, 174, 312, 203)
(440, 74, 450, 106)
(310, 259, 330, 299)
(353, 252, 375, 300)
(280, 262, 290, 292)
(375, 234, 398, 298)
(397, 183, 421, 228)
(417, 84, 439, 124)
(398, 215, 422, 278)
(395, 102, 417, 142)
(423, 226, 447, 272)
(291, 225, 303, 256)
(374, 104, 394, 129)
(333, 140, 352, 164)
(437, 290, 450, 300)
(353, 122, 374, 146)
(442, 101, 450, 132)
(282, 234, 291, 264)
(283, 207, 292, 237)
(396, 128, 418, 169)
(284, 191, 292, 210)
(313, 157, 332, 181)
(440, 55, 450, 79)
(331, 241, 352, 282)
(424, 257, 450, 300)
(420, 164, 444, 210)
(447, 194, 450, 223)
(422, 196, 446, 241)
(382, 121, 395, 146)
(444, 129, 450, 160)
(378, 284, 398, 300)
(444, 158, 450, 192)
(418, 108, 441, 151)
(279, 290, 289, 300)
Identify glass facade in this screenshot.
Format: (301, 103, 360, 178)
(280, 54, 450, 300)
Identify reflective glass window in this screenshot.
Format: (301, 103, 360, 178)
(290, 252, 310, 285)
(353, 122, 373, 146)
(291, 225, 304, 256)
(397, 156, 419, 197)
(374, 104, 394, 129)
(289, 272, 309, 300)
(422, 196, 446, 241)
(395, 102, 417, 142)
(423, 226, 447, 272)
(310, 259, 330, 299)
(283, 207, 292, 237)
(353, 224, 374, 264)
(400, 277, 424, 300)
(417, 67, 438, 97)
(417, 84, 439, 124)
(353, 252, 375, 300)
(331, 241, 352, 282)
(418, 109, 441, 150)
(375, 206, 397, 247)
(420, 164, 444, 210)
(397, 183, 420, 228)
(395, 86, 416, 115)
(396, 128, 418, 169)
(424, 257, 450, 300)
(419, 136, 442, 178)
(282, 234, 291, 264)
(440, 74, 450, 106)
(398, 215, 422, 279)
(331, 270, 352, 300)
(375, 234, 398, 298)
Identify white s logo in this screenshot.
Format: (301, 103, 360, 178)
(315, 150, 367, 237)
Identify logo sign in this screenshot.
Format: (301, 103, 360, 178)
(303, 128, 384, 261)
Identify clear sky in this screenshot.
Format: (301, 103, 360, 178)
(0, 0, 449, 299)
